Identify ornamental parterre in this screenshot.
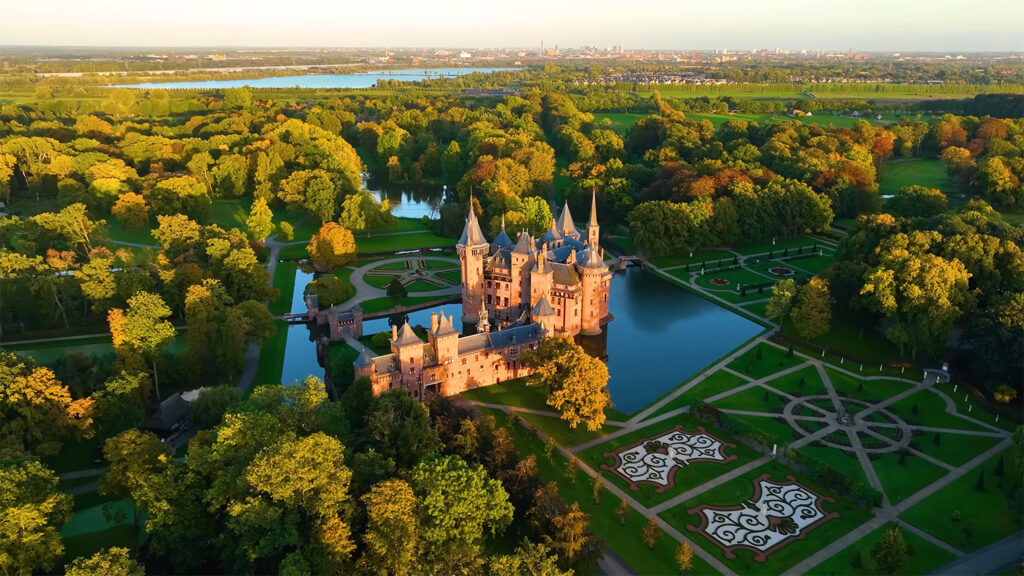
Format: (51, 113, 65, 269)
(601, 425, 737, 492)
(686, 474, 840, 562)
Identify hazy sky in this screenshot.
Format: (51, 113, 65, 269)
(3, 0, 1022, 52)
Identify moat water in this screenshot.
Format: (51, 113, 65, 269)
(280, 265, 764, 414)
(110, 67, 516, 90)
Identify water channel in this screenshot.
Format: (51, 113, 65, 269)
(279, 264, 764, 414)
(110, 67, 517, 90)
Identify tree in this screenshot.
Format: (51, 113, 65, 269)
(0, 460, 72, 576)
(111, 192, 150, 229)
(939, 146, 973, 180)
(278, 221, 295, 242)
(565, 457, 578, 485)
(871, 527, 908, 575)
(642, 517, 662, 550)
(543, 437, 558, 467)
(361, 479, 418, 576)
(31, 203, 106, 257)
(222, 86, 252, 108)
(109, 291, 176, 398)
(615, 499, 629, 526)
(487, 541, 571, 576)
(151, 213, 201, 258)
(92, 372, 149, 437)
(520, 337, 611, 431)
(307, 222, 357, 270)
(245, 197, 274, 244)
(592, 475, 604, 504)
(148, 175, 211, 220)
(0, 356, 93, 457)
(765, 278, 797, 330)
(410, 455, 513, 570)
(190, 385, 242, 429)
(543, 501, 603, 571)
(675, 541, 695, 574)
(386, 277, 408, 306)
(304, 275, 355, 308)
(101, 429, 169, 527)
(339, 189, 396, 237)
(791, 277, 833, 339)
(886, 185, 948, 218)
(64, 547, 144, 576)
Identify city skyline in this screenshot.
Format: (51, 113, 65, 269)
(3, 0, 1023, 52)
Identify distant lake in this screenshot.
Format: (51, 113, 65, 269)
(110, 67, 517, 90)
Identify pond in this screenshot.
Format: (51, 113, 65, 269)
(366, 175, 447, 221)
(110, 67, 517, 90)
(277, 265, 764, 413)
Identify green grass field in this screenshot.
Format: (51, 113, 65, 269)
(872, 452, 948, 504)
(592, 112, 650, 134)
(900, 448, 1021, 551)
(359, 295, 452, 314)
(269, 261, 298, 315)
(649, 249, 736, 269)
(251, 320, 288, 389)
(727, 343, 804, 379)
(805, 521, 956, 576)
(651, 370, 751, 417)
(878, 159, 957, 197)
(356, 231, 455, 253)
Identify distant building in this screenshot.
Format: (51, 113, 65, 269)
(354, 192, 613, 399)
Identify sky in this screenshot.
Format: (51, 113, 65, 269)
(3, 0, 1023, 52)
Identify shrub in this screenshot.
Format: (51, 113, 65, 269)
(370, 331, 391, 349)
(975, 471, 985, 491)
(278, 220, 295, 241)
(951, 510, 961, 522)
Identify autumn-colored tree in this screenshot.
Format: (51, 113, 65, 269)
(520, 337, 611, 431)
(148, 174, 211, 220)
(108, 291, 176, 398)
(64, 547, 144, 576)
(487, 541, 571, 576)
(151, 213, 201, 258)
(0, 460, 72, 576)
(0, 354, 93, 457)
(307, 222, 357, 270)
(615, 499, 629, 526)
(112, 192, 150, 229)
(939, 146, 974, 181)
(30, 203, 106, 257)
(642, 517, 662, 550)
(277, 220, 295, 241)
(592, 475, 604, 504)
(675, 540, 695, 574)
(245, 197, 274, 243)
(791, 277, 833, 340)
(361, 479, 419, 576)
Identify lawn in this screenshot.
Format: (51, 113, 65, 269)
(356, 231, 455, 253)
(782, 307, 901, 362)
(480, 406, 721, 576)
(931, 379, 1014, 432)
(660, 460, 873, 575)
(871, 452, 948, 504)
(359, 295, 452, 315)
(914, 431, 1002, 468)
(278, 242, 310, 259)
(878, 159, 956, 198)
(797, 444, 870, 487)
(437, 270, 462, 284)
(365, 274, 397, 289)
(805, 521, 956, 576)
(251, 320, 288, 390)
(577, 414, 761, 508)
(781, 254, 834, 275)
(592, 112, 650, 134)
(404, 279, 449, 292)
(106, 219, 158, 246)
(727, 343, 804, 379)
(765, 365, 825, 397)
(2, 336, 115, 364)
(606, 234, 636, 255)
(269, 261, 298, 315)
(44, 436, 104, 474)
(691, 268, 775, 297)
(648, 249, 736, 269)
(885, 389, 989, 432)
(519, 412, 607, 447)
(461, 378, 548, 411)
(900, 448, 1021, 551)
(61, 524, 139, 566)
(722, 412, 802, 445)
(734, 236, 830, 257)
(826, 369, 912, 404)
(651, 370, 751, 417)
(710, 384, 777, 412)
(740, 300, 770, 320)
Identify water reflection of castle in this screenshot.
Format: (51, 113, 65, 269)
(353, 193, 613, 399)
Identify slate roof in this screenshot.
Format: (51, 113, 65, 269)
(557, 200, 579, 238)
(458, 207, 487, 246)
(531, 296, 555, 316)
(457, 323, 543, 355)
(492, 215, 513, 248)
(434, 314, 460, 337)
(578, 244, 607, 269)
(541, 219, 562, 244)
(548, 261, 581, 286)
(145, 393, 189, 432)
(512, 231, 535, 254)
(372, 354, 399, 373)
(354, 349, 374, 367)
(393, 321, 424, 347)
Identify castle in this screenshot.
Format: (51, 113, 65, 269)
(353, 193, 613, 399)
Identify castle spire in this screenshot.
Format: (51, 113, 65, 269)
(586, 187, 600, 247)
(477, 298, 490, 333)
(458, 197, 487, 246)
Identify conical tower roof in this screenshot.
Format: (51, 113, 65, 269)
(458, 205, 487, 246)
(354, 349, 374, 367)
(588, 189, 599, 229)
(557, 199, 579, 237)
(531, 296, 555, 317)
(434, 313, 459, 337)
(512, 230, 535, 254)
(492, 214, 513, 247)
(541, 218, 563, 244)
(393, 321, 422, 347)
(580, 243, 607, 269)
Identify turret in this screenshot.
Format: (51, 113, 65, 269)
(457, 202, 488, 324)
(492, 214, 513, 248)
(557, 198, 580, 239)
(477, 299, 490, 334)
(530, 296, 557, 335)
(586, 188, 600, 247)
(430, 313, 459, 365)
(579, 244, 610, 336)
(391, 320, 425, 393)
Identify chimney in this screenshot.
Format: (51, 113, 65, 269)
(391, 325, 398, 341)
(430, 313, 438, 333)
(569, 249, 576, 264)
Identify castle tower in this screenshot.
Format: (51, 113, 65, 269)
(477, 299, 490, 333)
(509, 231, 535, 315)
(530, 242, 553, 309)
(530, 296, 557, 335)
(579, 244, 611, 336)
(457, 204, 488, 324)
(391, 321, 425, 392)
(586, 188, 600, 247)
(430, 313, 459, 365)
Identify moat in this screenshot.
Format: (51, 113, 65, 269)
(282, 264, 763, 414)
